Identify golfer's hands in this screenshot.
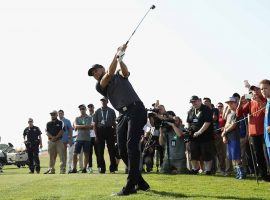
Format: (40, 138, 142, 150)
(117, 44, 127, 52)
(117, 44, 127, 62)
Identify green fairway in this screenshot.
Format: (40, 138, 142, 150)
(0, 154, 269, 200)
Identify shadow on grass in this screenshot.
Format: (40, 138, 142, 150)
(149, 190, 265, 200)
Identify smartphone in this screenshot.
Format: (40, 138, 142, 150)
(244, 94, 252, 100)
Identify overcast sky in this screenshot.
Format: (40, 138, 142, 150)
(0, 0, 269, 148)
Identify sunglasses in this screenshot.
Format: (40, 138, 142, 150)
(80, 108, 86, 110)
(28, 121, 33, 123)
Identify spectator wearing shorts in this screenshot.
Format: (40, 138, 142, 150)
(187, 95, 214, 175)
(69, 104, 93, 173)
(222, 97, 245, 180)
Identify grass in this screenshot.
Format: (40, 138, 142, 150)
(0, 154, 269, 200)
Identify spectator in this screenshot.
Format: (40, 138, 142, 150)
(212, 103, 227, 175)
(187, 95, 214, 175)
(159, 116, 187, 174)
(152, 104, 166, 171)
(140, 131, 155, 172)
(233, 93, 241, 104)
(94, 97, 117, 173)
(236, 84, 270, 181)
(222, 97, 246, 179)
(44, 110, 65, 174)
(235, 97, 249, 174)
(69, 104, 93, 173)
(87, 103, 100, 173)
(203, 97, 219, 174)
(67, 129, 76, 172)
(58, 110, 73, 173)
(23, 118, 42, 174)
(260, 79, 270, 164)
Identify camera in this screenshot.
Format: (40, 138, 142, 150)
(146, 107, 160, 114)
(160, 118, 175, 129)
(182, 126, 197, 143)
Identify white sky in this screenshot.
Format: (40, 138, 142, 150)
(0, 0, 269, 148)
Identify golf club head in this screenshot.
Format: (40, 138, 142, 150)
(151, 5, 156, 9)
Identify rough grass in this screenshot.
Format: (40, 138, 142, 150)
(0, 154, 269, 200)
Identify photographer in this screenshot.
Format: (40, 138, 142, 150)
(140, 130, 155, 172)
(147, 103, 167, 172)
(159, 116, 187, 174)
(23, 118, 42, 174)
(187, 95, 214, 175)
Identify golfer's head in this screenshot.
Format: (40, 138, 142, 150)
(88, 64, 105, 81)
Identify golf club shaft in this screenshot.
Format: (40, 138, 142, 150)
(125, 5, 155, 45)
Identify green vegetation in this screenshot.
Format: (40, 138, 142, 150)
(0, 155, 269, 200)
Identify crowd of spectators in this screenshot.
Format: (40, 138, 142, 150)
(22, 79, 270, 182)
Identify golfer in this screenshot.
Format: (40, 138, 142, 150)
(88, 44, 150, 196)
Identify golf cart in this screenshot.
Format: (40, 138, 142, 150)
(0, 143, 29, 170)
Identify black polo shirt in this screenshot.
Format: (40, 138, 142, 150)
(187, 104, 213, 142)
(23, 126, 42, 143)
(96, 70, 141, 111)
(46, 119, 64, 139)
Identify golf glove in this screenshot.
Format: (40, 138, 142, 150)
(117, 50, 125, 62)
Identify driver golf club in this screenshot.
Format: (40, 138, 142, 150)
(117, 5, 156, 59)
(125, 4, 156, 46)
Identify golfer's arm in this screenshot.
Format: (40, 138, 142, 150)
(119, 61, 129, 78)
(100, 54, 118, 88)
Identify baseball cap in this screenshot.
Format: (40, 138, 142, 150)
(225, 97, 237, 104)
(88, 64, 104, 76)
(87, 103, 94, 108)
(50, 110, 58, 115)
(190, 95, 200, 103)
(78, 104, 86, 109)
(100, 97, 108, 101)
(250, 84, 260, 91)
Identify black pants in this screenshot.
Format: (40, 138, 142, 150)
(152, 136, 164, 167)
(117, 101, 147, 187)
(249, 135, 268, 177)
(88, 138, 101, 168)
(97, 127, 117, 172)
(27, 146, 40, 172)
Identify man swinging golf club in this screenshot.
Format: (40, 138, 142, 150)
(88, 44, 150, 196)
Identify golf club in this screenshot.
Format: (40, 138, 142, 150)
(117, 5, 156, 60)
(125, 4, 156, 46)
